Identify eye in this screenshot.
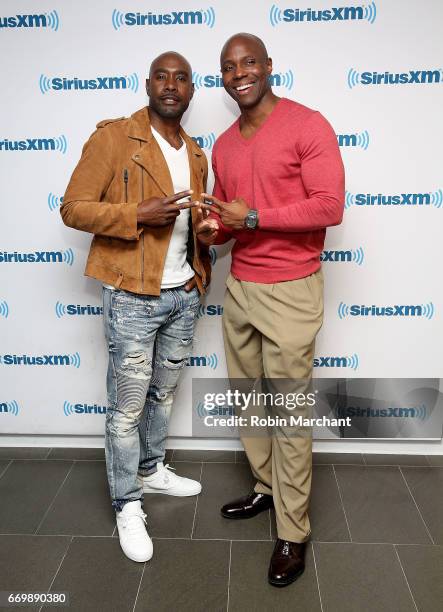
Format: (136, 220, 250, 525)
(156, 74, 166, 80)
(222, 65, 233, 72)
(177, 75, 186, 81)
(246, 59, 256, 65)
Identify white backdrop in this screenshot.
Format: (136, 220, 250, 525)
(1, 0, 442, 442)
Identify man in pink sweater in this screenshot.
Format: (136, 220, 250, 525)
(197, 33, 345, 587)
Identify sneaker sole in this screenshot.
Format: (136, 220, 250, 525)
(142, 487, 202, 496)
(119, 543, 153, 563)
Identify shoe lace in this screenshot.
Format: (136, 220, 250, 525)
(121, 510, 147, 535)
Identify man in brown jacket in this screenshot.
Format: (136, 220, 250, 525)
(61, 52, 211, 563)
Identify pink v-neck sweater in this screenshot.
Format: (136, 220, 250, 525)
(211, 98, 345, 283)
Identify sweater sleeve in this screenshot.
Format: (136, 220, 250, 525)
(60, 127, 141, 241)
(258, 112, 345, 232)
(209, 146, 234, 245)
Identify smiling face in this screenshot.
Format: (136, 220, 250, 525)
(146, 52, 194, 120)
(220, 34, 273, 110)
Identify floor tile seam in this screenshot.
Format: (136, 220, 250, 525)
(398, 466, 435, 545)
(131, 561, 147, 612)
(311, 541, 325, 612)
(332, 465, 353, 542)
(226, 540, 232, 612)
(190, 463, 203, 539)
(37, 535, 74, 612)
(34, 461, 76, 535)
(393, 544, 419, 612)
(0, 459, 12, 480)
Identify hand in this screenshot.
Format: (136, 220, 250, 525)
(200, 193, 250, 230)
(184, 276, 198, 292)
(137, 190, 198, 227)
(195, 205, 219, 246)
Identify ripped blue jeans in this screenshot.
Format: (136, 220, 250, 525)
(103, 284, 200, 511)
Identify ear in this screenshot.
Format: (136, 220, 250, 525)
(190, 82, 195, 101)
(267, 57, 273, 75)
(145, 78, 150, 97)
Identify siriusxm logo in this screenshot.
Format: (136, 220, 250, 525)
(48, 193, 63, 212)
(55, 302, 103, 318)
(270, 3, 376, 26)
(337, 131, 369, 150)
(0, 400, 19, 416)
(39, 73, 139, 94)
(0, 135, 67, 153)
(0, 352, 81, 367)
(197, 304, 224, 318)
(345, 190, 443, 209)
(348, 68, 443, 89)
(63, 401, 107, 416)
(337, 405, 427, 421)
(196, 402, 234, 419)
(192, 133, 216, 150)
(112, 7, 215, 29)
(313, 354, 359, 370)
(321, 247, 364, 265)
(338, 302, 435, 320)
(0, 11, 59, 30)
(0, 249, 74, 266)
(186, 354, 219, 369)
(193, 70, 294, 90)
(0, 300, 9, 319)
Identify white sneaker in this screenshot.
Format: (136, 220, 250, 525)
(116, 500, 153, 562)
(138, 462, 202, 496)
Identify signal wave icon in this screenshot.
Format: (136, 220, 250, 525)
(69, 353, 81, 369)
(203, 7, 216, 28)
(197, 304, 205, 319)
(273, 70, 294, 90)
(192, 72, 204, 89)
(192, 133, 216, 150)
(421, 302, 435, 320)
(345, 191, 355, 209)
(205, 353, 218, 369)
(47, 193, 63, 211)
(0, 300, 9, 319)
(46, 10, 60, 31)
(39, 74, 51, 94)
(55, 301, 66, 318)
(1, 400, 19, 416)
(209, 247, 217, 265)
(63, 401, 75, 416)
(125, 73, 139, 92)
(364, 2, 377, 24)
(352, 247, 364, 265)
(357, 130, 370, 150)
(112, 9, 124, 30)
(338, 302, 350, 319)
(413, 405, 427, 421)
(55, 135, 67, 154)
(269, 4, 282, 27)
(346, 354, 359, 370)
(62, 249, 74, 266)
(347, 68, 360, 89)
(431, 189, 443, 208)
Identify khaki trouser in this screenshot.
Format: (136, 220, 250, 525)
(222, 269, 324, 542)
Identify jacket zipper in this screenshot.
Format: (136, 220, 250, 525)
(140, 164, 144, 290)
(123, 168, 128, 203)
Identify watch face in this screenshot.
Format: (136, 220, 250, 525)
(245, 210, 257, 229)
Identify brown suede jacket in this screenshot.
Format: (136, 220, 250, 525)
(61, 107, 211, 295)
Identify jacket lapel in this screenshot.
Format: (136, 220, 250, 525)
(126, 107, 173, 197)
(126, 107, 204, 203)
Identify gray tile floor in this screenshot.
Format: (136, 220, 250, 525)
(0, 449, 442, 612)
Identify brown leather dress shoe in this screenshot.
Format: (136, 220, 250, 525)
(220, 492, 274, 519)
(268, 539, 307, 587)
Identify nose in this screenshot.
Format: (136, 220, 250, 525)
(233, 64, 247, 81)
(163, 76, 177, 91)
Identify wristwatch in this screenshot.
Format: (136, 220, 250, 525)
(244, 209, 259, 229)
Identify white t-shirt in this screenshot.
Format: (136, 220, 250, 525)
(104, 127, 194, 291)
(151, 127, 194, 289)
